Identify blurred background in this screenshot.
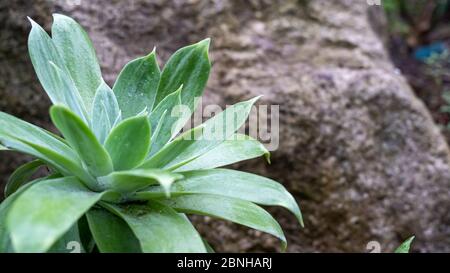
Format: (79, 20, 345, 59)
(1, 0, 450, 252)
(383, 0, 450, 135)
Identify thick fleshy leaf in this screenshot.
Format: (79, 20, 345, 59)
(86, 207, 141, 253)
(27, 18, 88, 122)
(48, 62, 89, 124)
(7, 176, 106, 253)
(148, 109, 167, 157)
(161, 194, 287, 250)
(148, 86, 182, 155)
(91, 81, 122, 144)
(104, 116, 151, 171)
(141, 97, 259, 170)
(27, 19, 73, 102)
(52, 14, 102, 114)
(395, 236, 415, 253)
(154, 39, 210, 112)
(134, 169, 303, 227)
(175, 134, 270, 171)
(0, 112, 74, 160)
(113, 51, 160, 118)
(0, 144, 7, 150)
(4, 160, 45, 198)
(100, 201, 206, 253)
(200, 96, 260, 142)
(6, 138, 95, 187)
(98, 169, 183, 195)
(0, 111, 93, 184)
(50, 105, 113, 178)
(0, 178, 42, 253)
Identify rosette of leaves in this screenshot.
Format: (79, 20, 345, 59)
(0, 14, 302, 253)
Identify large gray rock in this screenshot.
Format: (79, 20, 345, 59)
(1, 0, 450, 252)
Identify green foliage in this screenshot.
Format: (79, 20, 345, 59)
(113, 50, 160, 118)
(4, 160, 45, 198)
(394, 236, 415, 253)
(0, 14, 302, 253)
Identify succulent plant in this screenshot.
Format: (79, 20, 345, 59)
(0, 14, 302, 253)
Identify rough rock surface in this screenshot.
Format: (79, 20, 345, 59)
(1, 0, 450, 252)
(0, 0, 54, 185)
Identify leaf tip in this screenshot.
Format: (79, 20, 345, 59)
(27, 16, 39, 28)
(145, 48, 157, 60)
(52, 13, 62, 20)
(280, 239, 288, 253)
(299, 214, 305, 228)
(254, 95, 263, 102)
(394, 235, 415, 253)
(175, 84, 184, 94)
(264, 151, 271, 164)
(198, 38, 211, 51)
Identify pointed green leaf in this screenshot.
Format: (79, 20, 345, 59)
(395, 236, 415, 253)
(27, 18, 88, 122)
(135, 169, 303, 227)
(104, 116, 151, 171)
(86, 207, 141, 253)
(48, 61, 89, 123)
(91, 81, 121, 144)
(0, 111, 75, 159)
(0, 136, 69, 177)
(142, 97, 259, 170)
(200, 96, 260, 142)
(7, 176, 106, 253)
(0, 111, 93, 184)
(50, 105, 113, 178)
(148, 86, 183, 155)
(148, 109, 168, 157)
(100, 201, 206, 253)
(0, 178, 42, 253)
(52, 14, 102, 113)
(0, 144, 7, 150)
(4, 137, 95, 187)
(4, 160, 45, 198)
(176, 134, 270, 171)
(161, 194, 287, 250)
(140, 126, 204, 170)
(27, 19, 74, 103)
(154, 39, 210, 112)
(98, 169, 183, 195)
(113, 51, 160, 118)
